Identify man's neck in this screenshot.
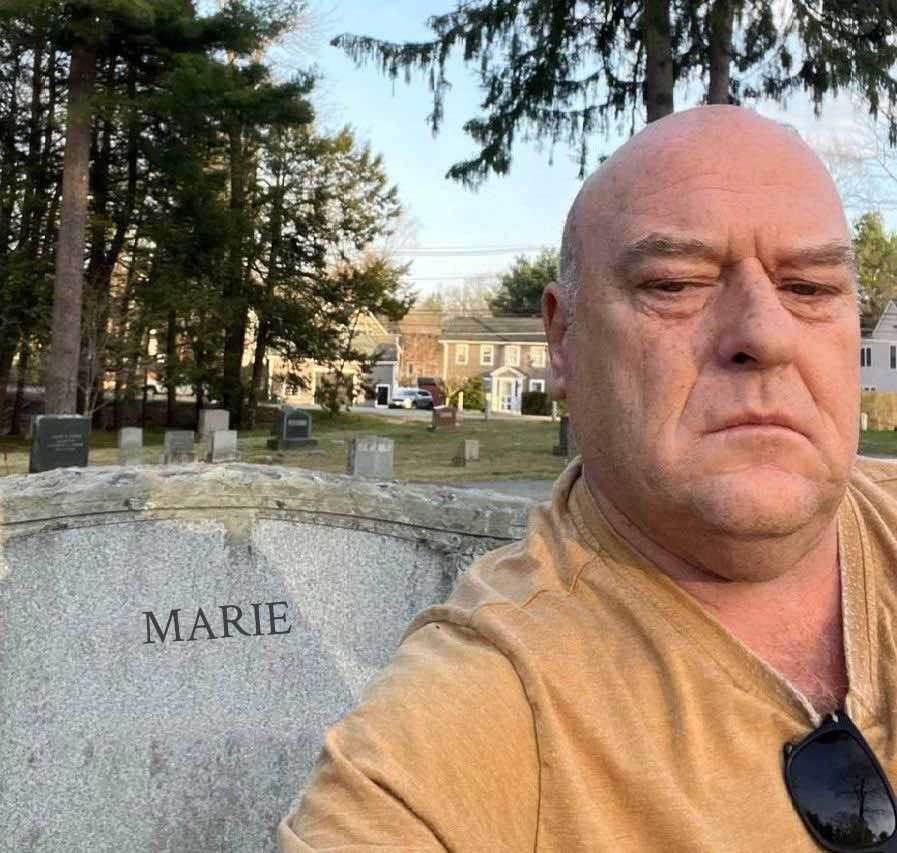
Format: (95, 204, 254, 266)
(584, 476, 847, 714)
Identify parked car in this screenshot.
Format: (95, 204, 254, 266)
(388, 388, 434, 410)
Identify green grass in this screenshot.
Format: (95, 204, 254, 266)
(3, 409, 569, 482)
(859, 430, 897, 457)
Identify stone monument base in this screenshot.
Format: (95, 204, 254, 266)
(267, 437, 319, 450)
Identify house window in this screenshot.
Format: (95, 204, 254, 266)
(861, 346, 872, 368)
(529, 379, 545, 393)
(505, 345, 520, 367)
(481, 344, 494, 366)
(891, 346, 896, 369)
(530, 347, 546, 368)
(455, 343, 468, 366)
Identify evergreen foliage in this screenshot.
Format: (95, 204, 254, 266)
(490, 247, 558, 316)
(0, 0, 410, 428)
(333, 2, 897, 186)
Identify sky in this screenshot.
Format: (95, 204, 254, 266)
(262, 1, 897, 298)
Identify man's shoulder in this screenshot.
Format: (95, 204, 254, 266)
(406, 484, 599, 639)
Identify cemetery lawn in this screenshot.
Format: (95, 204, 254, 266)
(859, 430, 897, 457)
(0, 409, 570, 482)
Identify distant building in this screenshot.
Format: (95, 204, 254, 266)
(386, 307, 444, 388)
(861, 299, 897, 392)
(439, 316, 549, 415)
(266, 312, 401, 406)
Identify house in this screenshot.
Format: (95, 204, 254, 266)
(387, 307, 445, 388)
(266, 312, 401, 406)
(861, 299, 897, 391)
(439, 316, 549, 415)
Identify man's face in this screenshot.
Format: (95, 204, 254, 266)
(557, 114, 860, 572)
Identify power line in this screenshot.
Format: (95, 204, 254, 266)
(395, 244, 550, 257)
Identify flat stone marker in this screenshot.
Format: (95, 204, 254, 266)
(29, 415, 90, 474)
(453, 439, 480, 467)
(161, 430, 195, 464)
(268, 407, 318, 450)
(118, 427, 143, 466)
(348, 434, 394, 479)
(207, 429, 238, 463)
(552, 415, 578, 459)
(198, 408, 229, 440)
(0, 465, 531, 852)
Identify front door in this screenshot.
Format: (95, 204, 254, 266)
(376, 384, 390, 407)
(497, 378, 515, 413)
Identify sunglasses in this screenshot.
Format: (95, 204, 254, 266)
(784, 711, 897, 851)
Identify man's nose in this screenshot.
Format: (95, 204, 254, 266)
(714, 262, 798, 368)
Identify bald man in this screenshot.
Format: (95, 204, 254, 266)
(279, 106, 897, 852)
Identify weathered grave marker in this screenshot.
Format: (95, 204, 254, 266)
(348, 434, 394, 479)
(161, 430, 195, 464)
(453, 439, 480, 467)
(207, 429, 239, 463)
(429, 406, 458, 432)
(118, 427, 143, 466)
(198, 408, 229, 441)
(267, 407, 318, 450)
(0, 465, 531, 852)
(29, 415, 90, 473)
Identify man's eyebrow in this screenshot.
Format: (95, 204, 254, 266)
(612, 233, 858, 277)
(612, 233, 723, 275)
(777, 241, 858, 276)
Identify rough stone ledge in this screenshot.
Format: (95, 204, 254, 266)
(0, 463, 534, 541)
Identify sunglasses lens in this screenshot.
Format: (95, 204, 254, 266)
(790, 730, 896, 848)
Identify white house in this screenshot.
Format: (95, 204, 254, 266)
(861, 300, 897, 391)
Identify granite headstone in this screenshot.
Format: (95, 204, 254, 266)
(207, 429, 239, 463)
(347, 435, 394, 479)
(267, 408, 317, 450)
(0, 464, 531, 852)
(29, 415, 90, 473)
(118, 427, 143, 466)
(161, 430, 195, 464)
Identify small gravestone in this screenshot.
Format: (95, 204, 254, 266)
(161, 430, 195, 464)
(198, 409, 229, 440)
(348, 435, 394, 479)
(429, 407, 458, 432)
(118, 427, 143, 466)
(553, 415, 578, 458)
(207, 429, 239, 463)
(267, 408, 317, 450)
(29, 415, 90, 474)
(861, 412, 869, 432)
(453, 439, 480, 467)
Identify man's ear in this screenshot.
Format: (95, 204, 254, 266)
(543, 283, 570, 401)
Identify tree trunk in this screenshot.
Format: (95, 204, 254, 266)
(165, 307, 178, 428)
(45, 35, 98, 414)
(0, 343, 18, 432)
(642, 0, 674, 122)
(222, 121, 248, 429)
(9, 338, 30, 436)
(708, 0, 734, 104)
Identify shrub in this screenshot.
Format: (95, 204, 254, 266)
(522, 390, 551, 415)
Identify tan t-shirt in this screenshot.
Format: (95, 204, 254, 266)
(279, 457, 897, 852)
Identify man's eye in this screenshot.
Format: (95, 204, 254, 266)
(650, 281, 690, 293)
(784, 282, 826, 297)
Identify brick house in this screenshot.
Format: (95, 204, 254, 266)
(439, 316, 549, 415)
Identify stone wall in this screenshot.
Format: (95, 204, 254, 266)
(0, 464, 532, 852)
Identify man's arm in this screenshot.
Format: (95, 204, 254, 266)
(278, 621, 540, 852)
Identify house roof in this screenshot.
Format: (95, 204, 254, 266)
(354, 333, 398, 362)
(440, 316, 546, 343)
